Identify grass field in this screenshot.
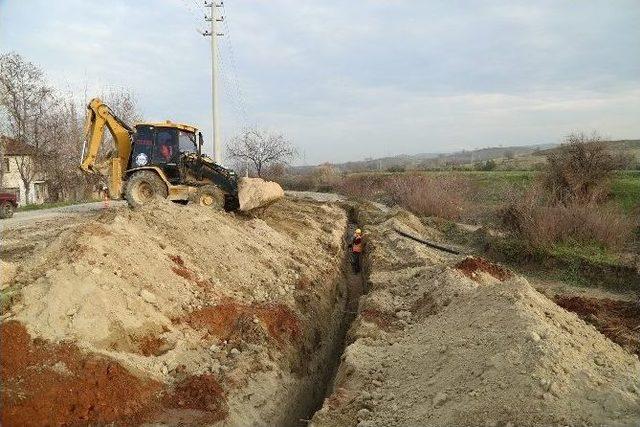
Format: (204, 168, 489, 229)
(17, 200, 91, 212)
(611, 171, 640, 213)
(418, 170, 637, 213)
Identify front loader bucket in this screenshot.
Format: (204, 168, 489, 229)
(237, 177, 284, 211)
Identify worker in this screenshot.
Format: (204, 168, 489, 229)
(156, 131, 174, 162)
(159, 143, 172, 161)
(348, 228, 364, 274)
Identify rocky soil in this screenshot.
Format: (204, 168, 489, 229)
(311, 205, 640, 427)
(1, 198, 350, 426)
(2, 196, 639, 427)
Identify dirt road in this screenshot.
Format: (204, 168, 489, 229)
(1, 201, 126, 230)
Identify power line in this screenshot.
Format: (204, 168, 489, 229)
(220, 1, 251, 128)
(218, 40, 250, 130)
(180, 0, 201, 21)
(217, 42, 249, 131)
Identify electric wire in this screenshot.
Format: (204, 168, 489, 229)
(180, 0, 253, 133)
(180, 0, 201, 21)
(219, 1, 251, 129)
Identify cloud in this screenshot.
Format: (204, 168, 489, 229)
(1, 0, 639, 163)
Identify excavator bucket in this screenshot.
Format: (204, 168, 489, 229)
(237, 177, 284, 211)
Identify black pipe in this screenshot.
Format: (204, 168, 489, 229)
(393, 228, 461, 255)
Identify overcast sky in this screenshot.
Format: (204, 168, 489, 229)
(1, 0, 639, 164)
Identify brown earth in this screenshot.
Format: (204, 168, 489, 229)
(0, 321, 162, 427)
(1, 197, 350, 426)
(162, 374, 228, 423)
(180, 300, 302, 346)
(1, 320, 231, 426)
(555, 295, 640, 357)
(455, 255, 513, 281)
(312, 205, 640, 427)
(3, 196, 640, 427)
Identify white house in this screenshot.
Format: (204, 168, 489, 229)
(1, 136, 47, 206)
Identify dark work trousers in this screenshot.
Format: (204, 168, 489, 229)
(351, 251, 361, 274)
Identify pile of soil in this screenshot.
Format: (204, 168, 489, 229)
(555, 294, 640, 357)
(455, 256, 513, 281)
(2, 198, 349, 426)
(311, 207, 640, 427)
(1, 320, 163, 426)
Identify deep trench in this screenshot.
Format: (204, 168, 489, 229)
(296, 207, 368, 425)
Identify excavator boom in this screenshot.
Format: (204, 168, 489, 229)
(81, 98, 134, 197)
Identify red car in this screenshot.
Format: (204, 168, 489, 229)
(0, 192, 18, 218)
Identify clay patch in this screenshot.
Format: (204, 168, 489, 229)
(181, 300, 301, 345)
(1, 321, 230, 426)
(360, 309, 400, 331)
(163, 374, 228, 423)
(555, 295, 640, 356)
(455, 256, 512, 281)
(168, 254, 213, 288)
(0, 320, 162, 426)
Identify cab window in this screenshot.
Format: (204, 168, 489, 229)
(178, 131, 197, 154)
(153, 129, 178, 163)
(131, 125, 154, 167)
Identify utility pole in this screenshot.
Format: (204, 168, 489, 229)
(202, 2, 224, 164)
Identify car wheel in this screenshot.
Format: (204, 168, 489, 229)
(0, 201, 14, 219)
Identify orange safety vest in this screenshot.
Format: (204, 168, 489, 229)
(352, 236, 363, 253)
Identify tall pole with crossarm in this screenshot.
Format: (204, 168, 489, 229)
(203, 2, 224, 164)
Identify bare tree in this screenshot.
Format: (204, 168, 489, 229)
(46, 87, 141, 201)
(0, 52, 57, 203)
(544, 131, 629, 204)
(42, 95, 86, 201)
(227, 129, 297, 177)
(96, 87, 141, 158)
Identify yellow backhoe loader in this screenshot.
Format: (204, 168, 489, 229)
(80, 98, 282, 211)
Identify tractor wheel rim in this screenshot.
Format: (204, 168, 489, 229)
(138, 182, 154, 201)
(201, 195, 214, 206)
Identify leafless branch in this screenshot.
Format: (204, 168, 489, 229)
(226, 128, 297, 177)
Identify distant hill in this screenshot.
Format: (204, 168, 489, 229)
(292, 139, 639, 173)
(294, 143, 556, 173)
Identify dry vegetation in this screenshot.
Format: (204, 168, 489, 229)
(499, 186, 634, 251)
(500, 133, 636, 252)
(279, 133, 638, 290)
(338, 174, 473, 220)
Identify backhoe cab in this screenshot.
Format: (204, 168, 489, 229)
(81, 98, 240, 210)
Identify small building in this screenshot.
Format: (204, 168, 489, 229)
(1, 136, 48, 206)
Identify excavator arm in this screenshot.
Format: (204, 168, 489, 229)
(80, 98, 135, 198)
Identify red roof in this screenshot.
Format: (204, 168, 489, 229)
(1, 136, 37, 156)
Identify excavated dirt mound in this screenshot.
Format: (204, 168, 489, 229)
(555, 295, 640, 357)
(455, 255, 513, 281)
(1, 320, 163, 426)
(311, 207, 640, 427)
(1, 198, 349, 426)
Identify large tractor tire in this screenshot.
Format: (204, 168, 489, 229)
(193, 185, 225, 210)
(0, 201, 15, 219)
(125, 171, 168, 208)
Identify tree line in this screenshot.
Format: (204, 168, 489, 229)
(0, 52, 142, 203)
